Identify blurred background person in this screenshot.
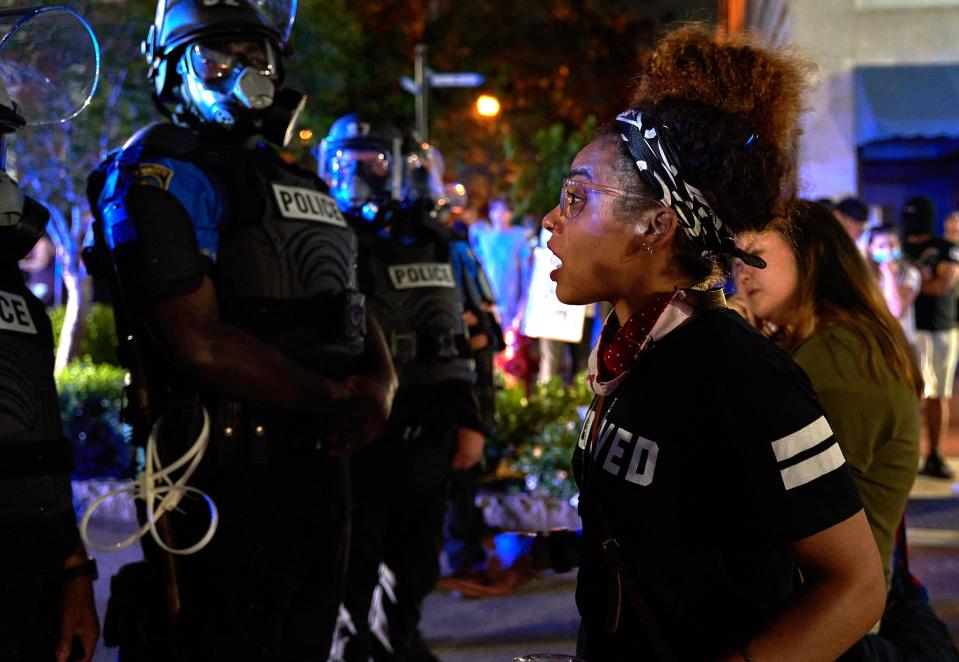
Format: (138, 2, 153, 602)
(734, 200, 958, 660)
(444, 182, 502, 584)
(18, 233, 56, 306)
(945, 210, 959, 245)
(903, 196, 959, 479)
(470, 198, 531, 331)
(866, 223, 921, 351)
(834, 196, 870, 245)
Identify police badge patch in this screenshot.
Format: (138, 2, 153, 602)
(132, 163, 175, 190)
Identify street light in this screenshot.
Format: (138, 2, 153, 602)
(476, 94, 501, 118)
(298, 128, 314, 141)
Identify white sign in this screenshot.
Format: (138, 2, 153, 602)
(520, 247, 586, 342)
(0, 289, 37, 334)
(271, 184, 347, 227)
(388, 263, 456, 290)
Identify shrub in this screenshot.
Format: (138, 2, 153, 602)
(493, 375, 593, 499)
(50, 303, 120, 366)
(56, 358, 132, 480)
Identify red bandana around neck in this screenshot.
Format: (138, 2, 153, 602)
(597, 291, 677, 381)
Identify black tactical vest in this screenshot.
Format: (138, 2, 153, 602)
(0, 265, 73, 522)
(208, 143, 366, 379)
(359, 227, 475, 386)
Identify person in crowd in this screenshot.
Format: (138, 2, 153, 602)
(834, 196, 870, 244)
(542, 25, 885, 662)
(904, 196, 959, 479)
(470, 197, 531, 330)
(735, 201, 959, 661)
(866, 223, 922, 349)
(18, 233, 56, 305)
(444, 190, 503, 582)
(945, 210, 959, 245)
(734, 202, 920, 586)
(0, 56, 99, 661)
(321, 116, 484, 662)
(89, 2, 396, 659)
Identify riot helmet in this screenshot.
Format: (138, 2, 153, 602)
(319, 113, 403, 220)
(401, 138, 446, 206)
(143, 0, 304, 145)
(0, 5, 99, 262)
(398, 135, 452, 231)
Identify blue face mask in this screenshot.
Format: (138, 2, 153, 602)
(872, 247, 902, 264)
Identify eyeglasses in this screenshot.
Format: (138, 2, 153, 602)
(559, 177, 644, 220)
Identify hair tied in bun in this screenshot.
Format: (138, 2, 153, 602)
(615, 109, 765, 269)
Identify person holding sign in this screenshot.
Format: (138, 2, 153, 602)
(541, 25, 885, 662)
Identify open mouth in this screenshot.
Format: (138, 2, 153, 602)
(546, 241, 563, 266)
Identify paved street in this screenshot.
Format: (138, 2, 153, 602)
(83, 419, 959, 662)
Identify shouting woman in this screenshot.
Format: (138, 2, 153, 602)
(542, 26, 886, 661)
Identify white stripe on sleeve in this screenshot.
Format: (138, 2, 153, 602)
(770, 416, 833, 463)
(780, 443, 846, 491)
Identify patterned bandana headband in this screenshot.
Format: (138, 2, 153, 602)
(614, 109, 766, 269)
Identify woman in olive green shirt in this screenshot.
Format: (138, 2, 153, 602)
(733, 200, 921, 583)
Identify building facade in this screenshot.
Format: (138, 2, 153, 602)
(725, 0, 959, 224)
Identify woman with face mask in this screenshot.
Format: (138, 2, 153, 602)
(543, 26, 885, 662)
(866, 224, 921, 350)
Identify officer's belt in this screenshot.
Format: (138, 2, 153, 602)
(389, 330, 468, 364)
(0, 437, 73, 479)
(220, 291, 364, 342)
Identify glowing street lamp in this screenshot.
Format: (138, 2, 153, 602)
(298, 128, 314, 141)
(476, 94, 501, 118)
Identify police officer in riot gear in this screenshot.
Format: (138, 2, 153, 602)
(0, 7, 101, 661)
(89, 2, 396, 660)
(441, 181, 504, 579)
(320, 111, 404, 224)
(323, 117, 485, 662)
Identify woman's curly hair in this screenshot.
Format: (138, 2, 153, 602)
(609, 24, 811, 284)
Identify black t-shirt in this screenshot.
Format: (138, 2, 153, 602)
(905, 237, 959, 331)
(573, 309, 863, 661)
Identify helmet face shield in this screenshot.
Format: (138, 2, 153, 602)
(328, 148, 394, 212)
(402, 146, 445, 203)
(0, 5, 100, 127)
(187, 39, 279, 84)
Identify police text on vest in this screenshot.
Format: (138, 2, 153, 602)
(272, 184, 347, 227)
(388, 263, 456, 290)
(0, 290, 37, 335)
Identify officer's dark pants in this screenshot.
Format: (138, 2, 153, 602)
(443, 466, 486, 572)
(126, 411, 350, 662)
(343, 387, 457, 662)
(0, 568, 61, 661)
(443, 349, 494, 574)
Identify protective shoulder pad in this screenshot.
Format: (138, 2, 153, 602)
(118, 122, 198, 167)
